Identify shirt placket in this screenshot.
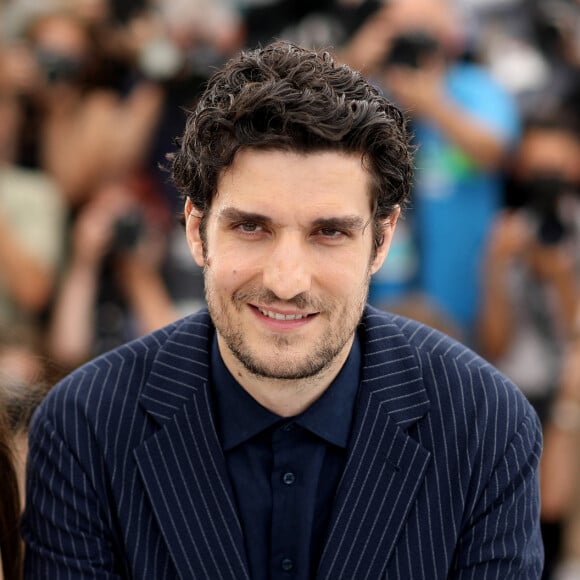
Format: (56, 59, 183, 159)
(270, 422, 325, 579)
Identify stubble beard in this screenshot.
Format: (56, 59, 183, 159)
(204, 279, 370, 382)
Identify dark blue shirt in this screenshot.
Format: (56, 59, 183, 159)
(211, 335, 361, 580)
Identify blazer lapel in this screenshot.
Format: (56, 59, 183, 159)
(318, 309, 432, 580)
(134, 313, 250, 580)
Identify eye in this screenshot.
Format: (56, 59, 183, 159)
(235, 222, 265, 236)
(313, 228, 349, 242)
(320, 228, 343, 237)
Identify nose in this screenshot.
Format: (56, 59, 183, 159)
(262, 233, 312, 300)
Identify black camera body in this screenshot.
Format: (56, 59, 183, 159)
(385, 31, 440, 68)
(36, 48, 84, 85)
(113, 212, 146, 251)
(523, 175, 577, 245)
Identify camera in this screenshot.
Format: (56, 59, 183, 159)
(522, 175, 576, 245)
(113, 212, 146, 251)
(385, 31, 440, 69)
(36, 48, 84, 85)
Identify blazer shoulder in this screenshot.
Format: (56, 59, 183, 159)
(362, 306, 539, 430)
(34, 309, 213, 427)
(361, 307, 543, 530)
(364, 305, 501, 376)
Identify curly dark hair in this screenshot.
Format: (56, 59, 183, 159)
(171, 40, 414, 249)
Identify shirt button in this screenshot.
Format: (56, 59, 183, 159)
(281, 558, 294, 572)
(282, 472, 296, 485)
(282, 422, 294, 432)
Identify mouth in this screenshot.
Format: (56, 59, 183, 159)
(248, 304, 320, 334)
(256, 307, 316, 321)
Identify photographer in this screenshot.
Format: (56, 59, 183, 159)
(0, 79, 65, 340)
(479, 115, 580, 408)
(478, 114, 580, 578)
(47, 175, 178, 371)
(21, 8, 164, 207)
(367, 0, 520, 342)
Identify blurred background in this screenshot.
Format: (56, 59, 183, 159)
(0, 0, 578, 577)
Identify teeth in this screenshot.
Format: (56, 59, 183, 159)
(258, 308, 309, 320)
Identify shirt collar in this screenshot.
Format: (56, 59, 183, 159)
(211, 333, 361, 451)
(294, 336, 360, 448)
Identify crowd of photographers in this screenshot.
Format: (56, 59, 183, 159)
(0, 0, 579, 578)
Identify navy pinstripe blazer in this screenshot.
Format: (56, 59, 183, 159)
(23, 306, 543, 579)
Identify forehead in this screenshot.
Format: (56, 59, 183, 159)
(212, 149, 374, 218)
(518, 129, 580, 179)
(33, 15, 89, 54)
(388, 0, 457, 37)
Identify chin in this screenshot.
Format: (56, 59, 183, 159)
(238, 349, 336, 381)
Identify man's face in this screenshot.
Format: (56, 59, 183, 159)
(186, 149, 398, 382)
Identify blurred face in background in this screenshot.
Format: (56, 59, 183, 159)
(71, 0, 110, 26)
(28, 13, 91, 90)
(383, 0, 464, 54)
(513, 125, 580, 246)
(515, 127, 580, 185)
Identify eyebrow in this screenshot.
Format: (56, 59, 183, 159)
(218, 207, 368, 231)
(218, 208, 272, 225)
(311, 216, 368, 231)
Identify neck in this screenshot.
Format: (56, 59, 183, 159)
(219, 340, 353, 417)
(241, 373, 335, 418)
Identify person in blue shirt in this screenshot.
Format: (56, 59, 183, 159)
(368, 0, 520, 342)
(22, 40, 542, 579)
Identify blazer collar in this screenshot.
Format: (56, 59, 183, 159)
(318, 306, 432, 579)
(138, 310, 214, 426)
(136, 310, 251, 579)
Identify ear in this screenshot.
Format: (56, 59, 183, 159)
(369, 205, 401, 275)
(184, 198, 205, 267)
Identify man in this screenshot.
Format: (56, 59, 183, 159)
(22, 41, 543, 578)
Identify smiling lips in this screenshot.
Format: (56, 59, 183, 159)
(256, 307, 314, 321)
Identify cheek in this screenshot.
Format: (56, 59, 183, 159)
(207, 248, 262, 291)
(316, 250, 372, 291)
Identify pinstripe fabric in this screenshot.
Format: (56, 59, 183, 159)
(22, 306, 543, 579)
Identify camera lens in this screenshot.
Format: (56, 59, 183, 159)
(386, 31, 440, 68)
